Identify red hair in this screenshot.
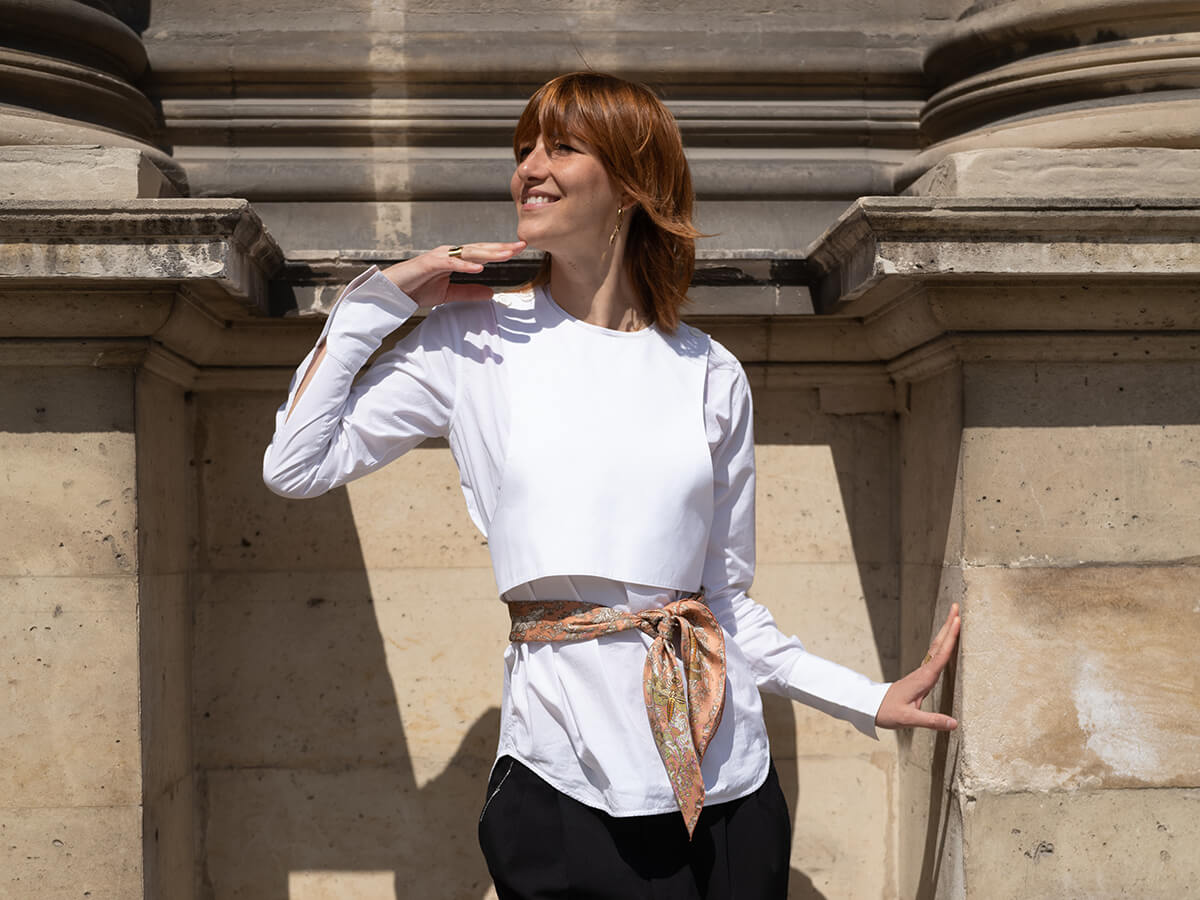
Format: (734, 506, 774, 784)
(513, 72, 702, 332)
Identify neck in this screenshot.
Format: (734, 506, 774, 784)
(547, 241, 646, 332)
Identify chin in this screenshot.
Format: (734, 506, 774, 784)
(516, 224, 550, 253)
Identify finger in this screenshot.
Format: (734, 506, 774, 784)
(934, 613, 962, 664)
(408, 256, 486, 290)
(461, 241, 527, 252)
(454, 242, 527, 263)
(908, 711, 958, 732)
(925, 605, 961, 664)
(928, 603, 957, 652)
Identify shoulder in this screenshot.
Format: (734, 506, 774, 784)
(706, 335, 746, 380)
(705, 336, 751, 407)
(703, 335, 753, 443)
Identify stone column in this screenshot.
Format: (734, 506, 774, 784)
(0, 0, 185, 197)
(900, 0, 1200, 186)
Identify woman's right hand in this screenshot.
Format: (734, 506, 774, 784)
(380, 242, 527, 309)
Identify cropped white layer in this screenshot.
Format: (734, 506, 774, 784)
(263, 266, 891, 816)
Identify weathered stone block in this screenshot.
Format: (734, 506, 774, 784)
(193, 568, 506, 773)
(202, 762, 495, 900)
(755, 561, 897, 677)
(959, 565, 1200, 794)
(0, 577, 141, 806)
(0, 805, 142, 899)
(900, 364, 963, 569)
(144, 771, 195, 900)
(0, 146, 177, 201)
(136, 372, 192, 576)
(907, 148, 1200, 200)
(963, 788, 1200, 899)
(787, 755, 893, 900)
(756, 413, 895, 566)
(199, 392, 491, 572)
(962, 361, 1200, 566)
(0, 367, 135, 577)
(138, 573, 192, 802)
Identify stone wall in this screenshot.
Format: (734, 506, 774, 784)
(3, 1, 1200, 898)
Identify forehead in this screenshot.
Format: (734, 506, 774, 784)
(514, 86, 593, 149)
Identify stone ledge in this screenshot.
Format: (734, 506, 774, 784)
(806, 196, 1200, 315)
(279, 250, 812, 319)
(0, 199, 284, 316)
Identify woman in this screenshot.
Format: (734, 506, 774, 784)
(264, 71, 959, 899)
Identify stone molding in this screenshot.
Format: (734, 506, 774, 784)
(143, 28, 926, 89)
(905, 0, 1200, 185)
(906, 147, 1200, 198)
(805, 196, 1200, 372)
(1, 0, 148, 82)
(0, 199, 283, 305)
(142, 23, 929, 211)
(0, 0, 186, 192)
(5, 195, 1200, 376)
(0, 199, 292, 376)
(927, 0, 1200, 83)
(166, 99, 915, 202)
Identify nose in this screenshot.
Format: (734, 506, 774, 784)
(517, 139, 549, 180)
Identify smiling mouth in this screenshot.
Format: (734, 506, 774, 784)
(522, 194, 559, 207)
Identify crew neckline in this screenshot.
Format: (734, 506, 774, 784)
(537, 285, 657, 338)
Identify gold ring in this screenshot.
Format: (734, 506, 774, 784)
(922, 653, 932, 665)
(447, 246, 464, 258)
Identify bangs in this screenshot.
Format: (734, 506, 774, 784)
(512, 75, 605, 159)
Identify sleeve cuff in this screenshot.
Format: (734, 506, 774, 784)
(318, 266, 419, 371)
(780, 654, 894, 741)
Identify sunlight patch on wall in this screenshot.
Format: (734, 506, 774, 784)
(289, 870, 396, 899)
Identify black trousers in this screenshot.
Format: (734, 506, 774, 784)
(478, 757, 791, 900)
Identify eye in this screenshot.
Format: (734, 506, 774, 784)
(516, 145, 533, 161)
(552, 142, 578, 154)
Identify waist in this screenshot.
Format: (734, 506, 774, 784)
(501, 574, 688, 610)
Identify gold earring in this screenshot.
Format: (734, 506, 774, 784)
(609, 205, 625, 246)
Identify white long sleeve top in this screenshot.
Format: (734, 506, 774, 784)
(263, 266, 891, 816)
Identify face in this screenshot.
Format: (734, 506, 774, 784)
(510, 133, 625, 257)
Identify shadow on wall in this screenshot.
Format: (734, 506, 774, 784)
(192, 392, 498, 899)
(762, 694, 830, 900)
(107, 1, 152, 33)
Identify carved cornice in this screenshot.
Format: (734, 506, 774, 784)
(805, 196, 1200, 370)
(0, 199, 284, 314)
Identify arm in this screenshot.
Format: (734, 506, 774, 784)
(702, 353, 960, 734)
(701, 353, 888, 738)
(263, 241, 525, 498)
(262, 267, 447, 498)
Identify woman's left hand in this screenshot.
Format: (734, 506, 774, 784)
(875, 603, 960, 731)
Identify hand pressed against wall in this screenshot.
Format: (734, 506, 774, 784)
(875, 604, 961, 732)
